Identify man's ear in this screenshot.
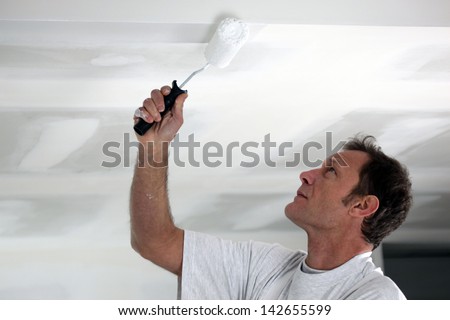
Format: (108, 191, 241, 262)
(349, 195, 379, 218)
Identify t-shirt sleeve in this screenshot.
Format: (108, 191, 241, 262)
(179, 230, 301, 300)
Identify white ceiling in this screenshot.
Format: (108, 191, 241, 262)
(1, 0, 450, 299)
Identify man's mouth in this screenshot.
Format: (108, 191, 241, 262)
(297, 190, 307, 199)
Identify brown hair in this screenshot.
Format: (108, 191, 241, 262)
(342, 135, 412, 249)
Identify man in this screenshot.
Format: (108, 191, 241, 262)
(130, 85, 412, 299)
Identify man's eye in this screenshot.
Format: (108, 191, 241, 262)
(326, 166, 336, 174)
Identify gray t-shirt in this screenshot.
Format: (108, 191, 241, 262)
(179, 231, 406, 300)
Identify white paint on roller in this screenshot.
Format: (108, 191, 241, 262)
(204, 18, 249, 68)
(19, 119, 99, 171)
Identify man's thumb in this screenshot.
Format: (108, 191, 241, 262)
(172, 93, 188, 119)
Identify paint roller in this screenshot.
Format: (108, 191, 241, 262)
(134, 17, 250, 135)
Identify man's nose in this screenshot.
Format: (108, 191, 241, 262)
(299, 168, 320, 185)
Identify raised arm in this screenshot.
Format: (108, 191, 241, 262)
(130, 85, 188, 276)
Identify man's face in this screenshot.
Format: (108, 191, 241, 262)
(285, 150, 370, 231)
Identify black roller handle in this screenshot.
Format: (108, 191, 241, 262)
(134, 80, 187, 136)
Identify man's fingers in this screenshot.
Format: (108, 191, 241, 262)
(142, 98, 161, 122)
(151, 88, 166, 112)
(135, 107, 154, 123)
(160, 86, 171, 96)
(134, 85, 186, 130)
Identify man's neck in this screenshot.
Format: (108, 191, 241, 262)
(305, 232, 373, 270)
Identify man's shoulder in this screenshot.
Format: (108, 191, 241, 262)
(250, 239, 307, 257)
(184, 230, 306, 267)
(345, 270, 406, 300)
(186, 230, 306, 254)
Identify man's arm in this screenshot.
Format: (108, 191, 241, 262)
(130, 85, 188, 276)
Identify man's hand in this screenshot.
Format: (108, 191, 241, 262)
(133, 85, 188, 144)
